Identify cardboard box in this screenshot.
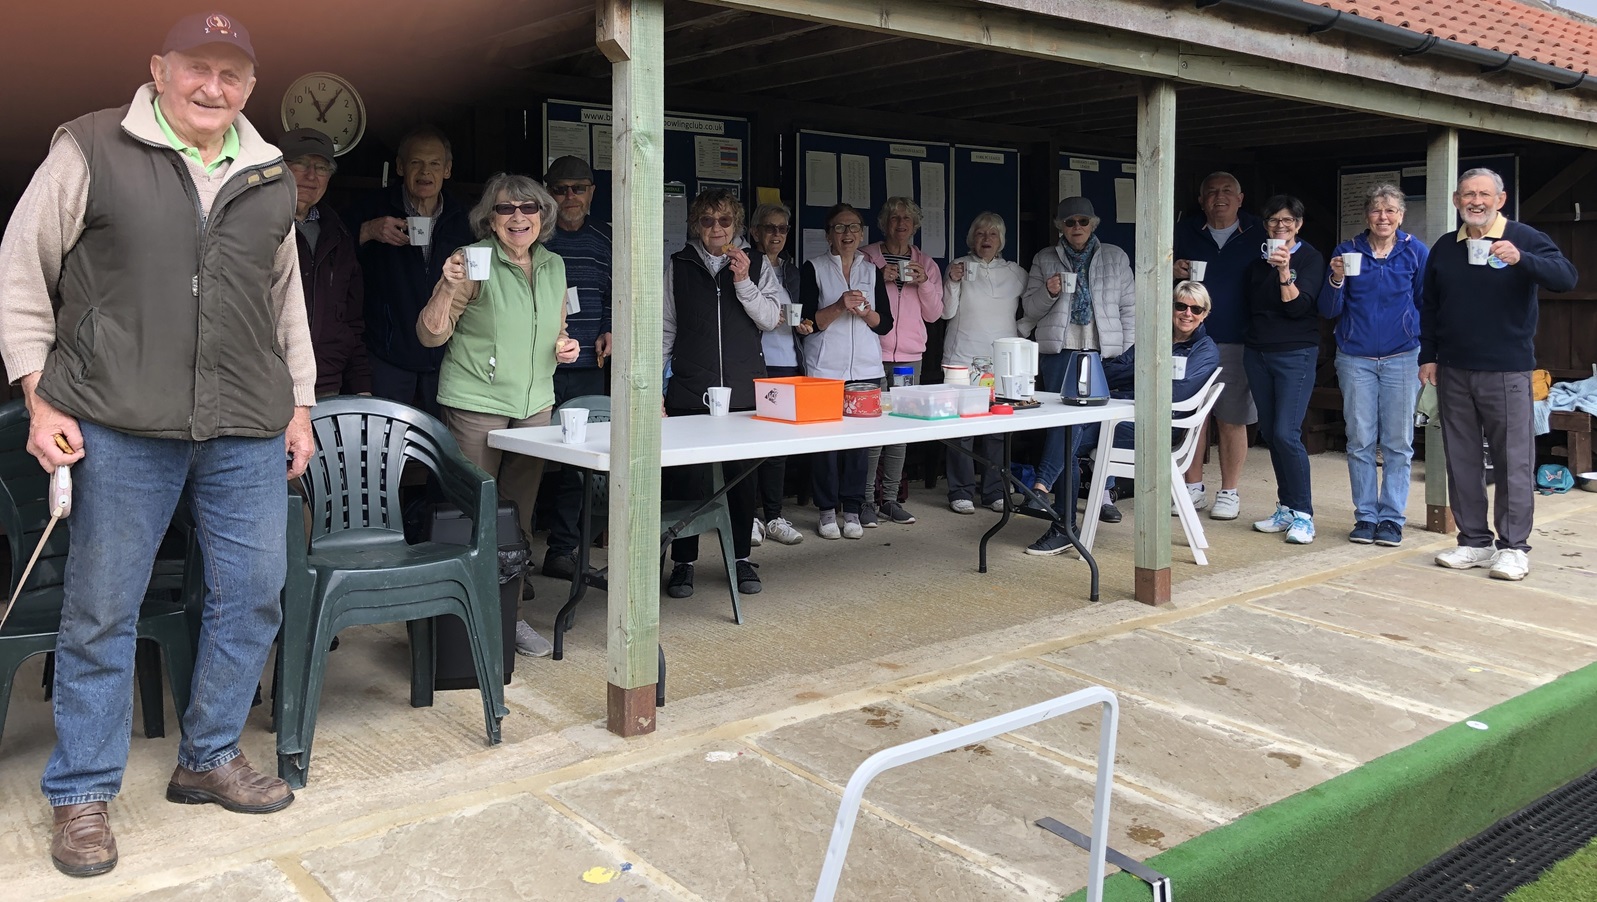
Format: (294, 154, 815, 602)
(753, 376, 844, 423)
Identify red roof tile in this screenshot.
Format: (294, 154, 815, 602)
(1316, 0, 1596, 72)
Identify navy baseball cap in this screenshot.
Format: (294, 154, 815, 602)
(163, 12, 256, 64)
(279, 128, 336, 162)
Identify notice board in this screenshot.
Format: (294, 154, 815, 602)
(950, 144, 1022, 263)
(794, 130, 953, 266)
(1337, 155, 1518, 244)
(1057, 152, 1139, 258)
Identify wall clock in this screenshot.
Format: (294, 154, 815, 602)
(280, 72, 366, 156)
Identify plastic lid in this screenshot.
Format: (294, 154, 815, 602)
(893, 365, 914, 373)
(990, 404, 1014, 415)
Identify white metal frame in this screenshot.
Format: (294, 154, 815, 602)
(812, 687, 1121, 902)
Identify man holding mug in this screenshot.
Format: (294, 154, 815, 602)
(1420, 168, 1577, 581)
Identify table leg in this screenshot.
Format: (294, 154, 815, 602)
(553, 468, 596, 661)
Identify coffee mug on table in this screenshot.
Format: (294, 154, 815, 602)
(464, 246, 493, 280)
(1188, 260, 1208, 282)
(559, 407, 589, 444)
(703, 385, 732, 416)
(941, 365, 969, 386)
(1260, 238, 1287, 259)
(1341, 252, 1363, 277)
(1466, 238, 1493, 266)
(407, 216, 433, 246)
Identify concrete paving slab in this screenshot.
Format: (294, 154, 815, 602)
(1250, 585, 1597, 679)
(1331, 564, 1597, 640)
(119, 861, 302, 901)
(300, 794, 679, 901)
(906, 661, 1347, 821)
(1533, 518, 1597, 550)
(551, 741, 1028, 901)
(1043, 631, 1451, 761)
(750, 702, 1212, 897)
(1155, 606, 1536, 717)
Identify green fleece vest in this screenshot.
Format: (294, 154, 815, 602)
(436, 240, 566, 419)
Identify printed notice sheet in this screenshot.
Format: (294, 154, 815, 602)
(805, 151, 838, 207)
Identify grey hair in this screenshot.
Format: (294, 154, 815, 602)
(1364, 184, 1406, 215)
(749, 202, 792, 253)
(878, 196, 923, 232)
(1173, 280, 1212, 312)
(965, 211, 1007, 254)
(1457, 168, 1505, 194)
(1199, 171, 1242, 195)
(397, 124, 453, 165)
(469, 173, 557, 243)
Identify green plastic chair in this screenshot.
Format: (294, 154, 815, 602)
(0, 400, 194, 748)
(275, 396, 507, 789)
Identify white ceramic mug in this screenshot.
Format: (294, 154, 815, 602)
(1060, 271, 1079, 295)
(464, 246, 492, 280)
(1261, 238, 1287, 259)
(786, 303, 804, 326)
(1341, 252, 1363, 277)
(407, 216, 432, 246)
(1466, 238, 1493, 266)
(559, 407, 589, 444)
(703, 386, 732, 416)
(941, 365, 969, 387)
(1188, 260, 1207, 282)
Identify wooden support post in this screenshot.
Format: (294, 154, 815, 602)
(1424, 126, 1458, 535)
(1132, 78, 1176, 605)
(605, 0, 665, 736)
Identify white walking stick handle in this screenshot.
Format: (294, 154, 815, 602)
(0, 465, 72, 633)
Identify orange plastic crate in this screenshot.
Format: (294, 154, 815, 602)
(752, 376, 844, 423)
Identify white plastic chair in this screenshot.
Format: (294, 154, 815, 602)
(1080, 368, 1225, 564)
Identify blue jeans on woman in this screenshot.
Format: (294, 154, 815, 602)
(1035, 351, 1071, 490)
(1335, 348, 1419, 527)
(1243, 346, 1318, 515)
(42, 422, 288, 806)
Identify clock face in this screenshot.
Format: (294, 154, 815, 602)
(280, 72, 366, 156)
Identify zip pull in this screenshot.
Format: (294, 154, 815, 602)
(191, 274, 199, 297)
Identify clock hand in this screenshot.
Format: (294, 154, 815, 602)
(305, 87, 325, 117)
(316, 88, 344, 123)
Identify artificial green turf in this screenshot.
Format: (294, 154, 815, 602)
(1065, 659, 1597, 902)
(1505, 837, 1597, 902)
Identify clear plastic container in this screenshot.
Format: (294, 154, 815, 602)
(949, 384, 992, 416)
(888, 385, 962, 419)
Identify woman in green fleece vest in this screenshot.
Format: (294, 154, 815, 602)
(419, 171, 579, 657)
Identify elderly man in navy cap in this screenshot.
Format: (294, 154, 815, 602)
(0, 10, 313, 876)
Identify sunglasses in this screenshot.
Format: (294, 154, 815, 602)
(760, 223, 791, 235)
(550, 184, 591, 197)
(1172, 302, 1209, 314)
(698, 215, 735, 229)
(493, 202, 542, 216)
(1062, 217, 1092, 228)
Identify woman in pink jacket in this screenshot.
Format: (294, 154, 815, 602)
(859, 197, 944, 525)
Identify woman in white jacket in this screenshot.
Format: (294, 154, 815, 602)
(942, 212, 1023, 514)
(1020, 197, 1136, 520)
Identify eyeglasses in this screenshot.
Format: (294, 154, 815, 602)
(759, 223, 791, 235)
(1172, 302, 1208, 314)
(550, 184, 591, 197)
(828, 223, 864, 235)
(1062, 217, 1092, 228)
(287, 160, 336, 177)
(1266, 217, 1299, 228)
(492, 202, 542, 216)
(697, 215, 735, 229)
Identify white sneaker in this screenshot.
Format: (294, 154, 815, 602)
(1253, 503, 1293, 533)
(842, 512, 864, 539)
(751, 518, 764, 547)
(1209, 489, 1239, 520)
(818, 510, 841, 540)
(1434, 545, 1498, 569)
(514, 620, 552, 657)
(989, 498, 1007, 512)
(1284, 513, 1315, 545)
(1187, 483, 1209, 511)
(950, 499, 976, 515)
(1489, 548, 1529, 580)
(763, 517, 803, 545)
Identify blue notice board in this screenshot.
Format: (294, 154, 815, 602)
(1057, 152, 1139, 258)
(794, 131, 953, 267)
(543, 100, 750, 228)
(950, 145, 1021, 263)
(1337, 154, 1518, 244)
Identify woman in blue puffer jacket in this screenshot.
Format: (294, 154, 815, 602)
(1321, 184, 1429, 549)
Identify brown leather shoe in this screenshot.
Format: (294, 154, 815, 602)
(52, 802, 117, 877)
(166, 754, 294, 814)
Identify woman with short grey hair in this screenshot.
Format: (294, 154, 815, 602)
(1321, 183, 1428, 547)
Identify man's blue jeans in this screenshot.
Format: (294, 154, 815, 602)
(42, 422, 287, 806)
(1334, 348, 1419, 527)
(1243, 346, 1318, 515)
(1036, 351, 1071, 490)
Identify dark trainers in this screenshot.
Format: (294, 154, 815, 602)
(52, 802, 117, 877)
(736, 560, 762, 594)
(1373, 521, 1403, 547)
(1025, 525, 1076, 556)
(1348, 521, 1376, 544)
(541, 550, 578, 580)
(1098, 503, 1122, 524)
(166, 754, 294, 814)
(859, 503, 880, 528)
(666, 562, 694, 598)
(879, 500, 916, 524)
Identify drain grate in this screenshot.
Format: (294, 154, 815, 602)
(1370, 767, 1597, 901)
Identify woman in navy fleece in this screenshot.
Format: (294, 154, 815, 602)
(1322, 185, 1427, 548)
